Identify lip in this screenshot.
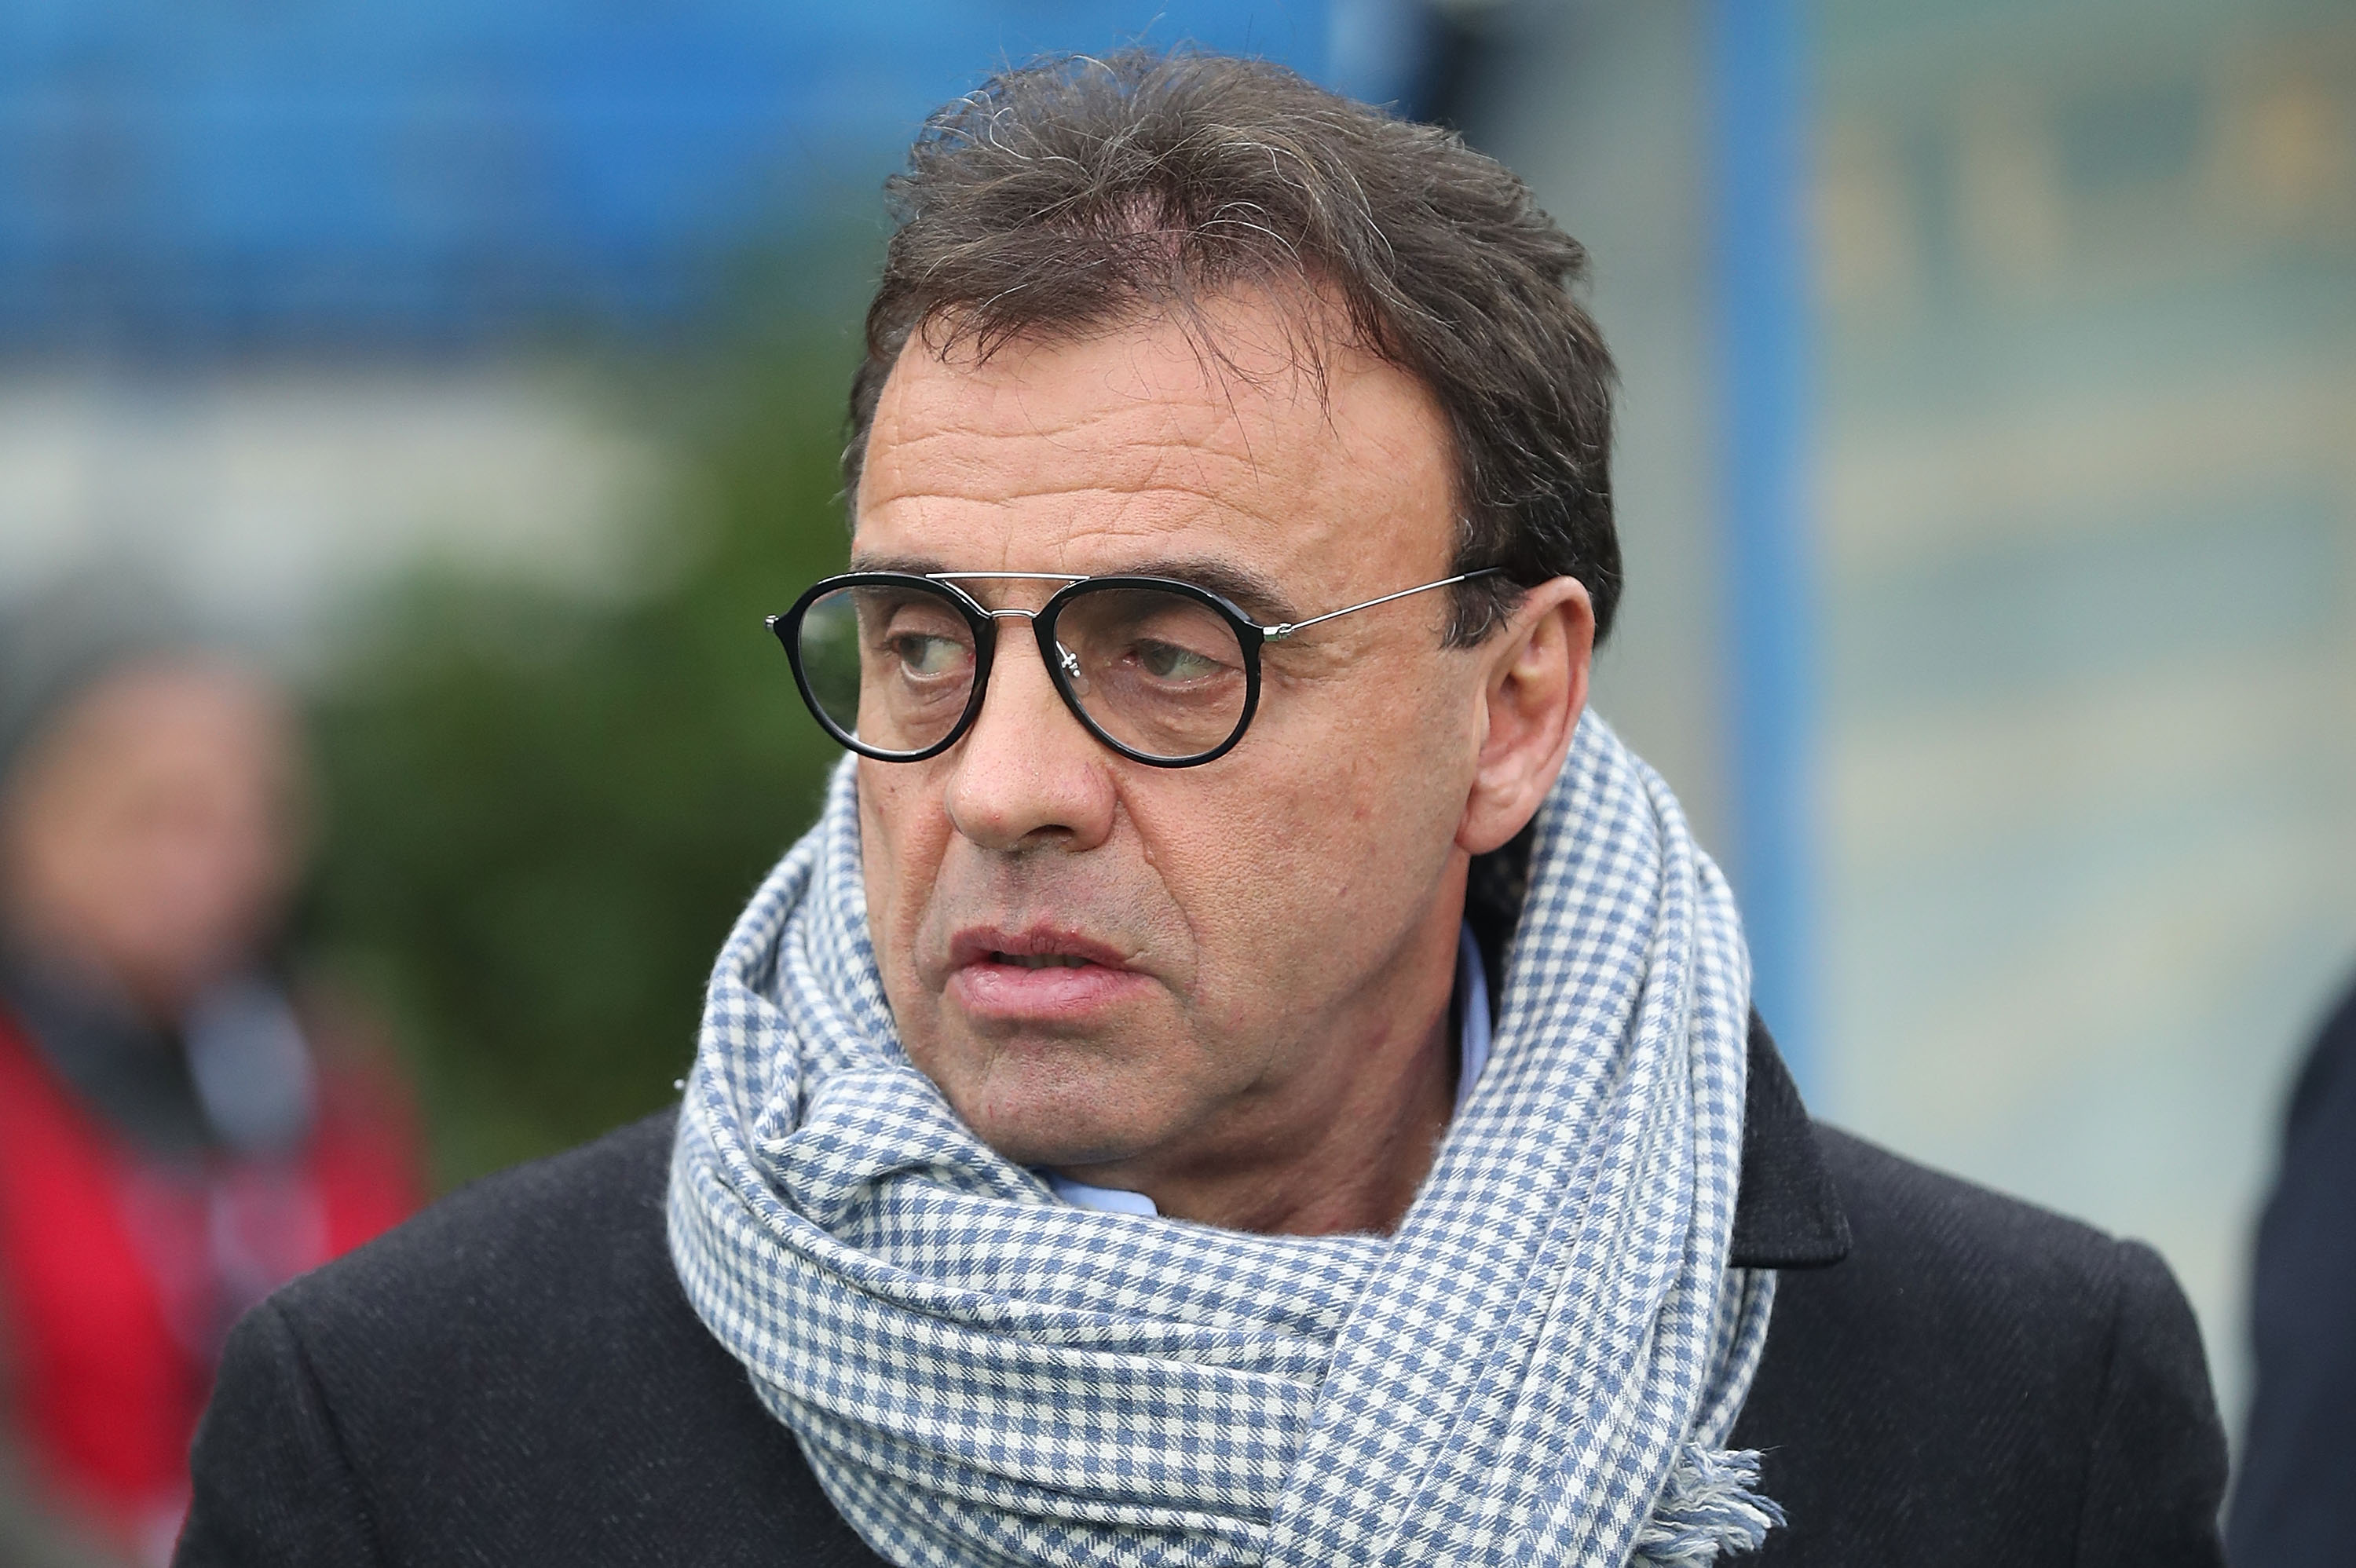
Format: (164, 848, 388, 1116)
(946, 924, 1151, 1024)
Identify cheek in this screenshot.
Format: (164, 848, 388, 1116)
(1140, 689, 1472, 1022)
(1277, 745, 1453, 897)
(856, 763, 949, 961)
(1263, 661, 1476, 848)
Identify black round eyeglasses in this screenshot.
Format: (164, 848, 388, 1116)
(770, 568, 1502, 769)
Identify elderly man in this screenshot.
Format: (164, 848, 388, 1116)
(178, 50, 2224, 1568)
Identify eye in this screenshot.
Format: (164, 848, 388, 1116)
(1134, 639, 1223, 682)
(888, 632, 965, 677)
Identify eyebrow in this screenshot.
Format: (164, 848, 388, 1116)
(843, 552, 1301, 627)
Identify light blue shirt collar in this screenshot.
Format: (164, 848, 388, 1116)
(1047, 922, 1493, 1218)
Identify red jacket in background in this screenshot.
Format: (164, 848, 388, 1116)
(0, 1008, 419, 1559)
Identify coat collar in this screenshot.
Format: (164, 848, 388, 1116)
(1732, 1013, 1851, 1269)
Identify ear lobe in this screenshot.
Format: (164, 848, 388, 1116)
(1458, 578, 1594, 857)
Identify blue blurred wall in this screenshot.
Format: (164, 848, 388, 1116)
(0, 2, 1338, 349)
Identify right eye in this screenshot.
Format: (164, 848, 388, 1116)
(886, 631, 966, 677)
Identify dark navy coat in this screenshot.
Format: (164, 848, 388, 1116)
(175, 1025, 2226, 1567)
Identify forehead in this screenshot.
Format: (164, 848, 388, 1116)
(852, 294, 1458, 589)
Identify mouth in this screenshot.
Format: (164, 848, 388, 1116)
(946, 927, 1147, 1022)
(949, 926, 1131, 970)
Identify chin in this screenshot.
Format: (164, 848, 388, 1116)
(953, 1065, 1169, 1170)
(964, 1107, 1143, 1170)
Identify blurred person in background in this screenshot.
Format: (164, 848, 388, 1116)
(0, 583, 423, 1565)
(2230, 970, 2356, 1566)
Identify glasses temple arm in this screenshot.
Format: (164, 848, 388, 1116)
(1261, 568, 1503, 641)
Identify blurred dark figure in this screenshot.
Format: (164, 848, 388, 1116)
(0, 590, 422, 1565)
(2230, 970, 2356, 1567)
(2233, 971, 2356, 1563)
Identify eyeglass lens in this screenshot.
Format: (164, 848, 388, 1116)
(795, 581, 1252, 762)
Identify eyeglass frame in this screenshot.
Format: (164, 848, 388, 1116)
(769, 565, 1507, 769)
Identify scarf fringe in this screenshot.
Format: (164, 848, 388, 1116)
(1633, 1446, 1787, 1566)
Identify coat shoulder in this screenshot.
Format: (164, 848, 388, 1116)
(186, 1111, 887, 1567)
(1736, 1125, 2226, 1568)
(1812, 1124, 2131, 1299)
(273, 1108, 680, 1333)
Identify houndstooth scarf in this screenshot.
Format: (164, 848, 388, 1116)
(668, 714, 1781, 1567)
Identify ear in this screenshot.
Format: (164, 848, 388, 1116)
(1457, 576, 1594, 857)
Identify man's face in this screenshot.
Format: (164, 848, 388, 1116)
(853, 296, 1491, 1174)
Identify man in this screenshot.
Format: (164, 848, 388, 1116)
(177, 50, 2225, 1567)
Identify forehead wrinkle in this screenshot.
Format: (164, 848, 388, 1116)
(867, 393, 1272, 461)
(861, 408, 1297, 525)
(861, 483, 1297, 563)
(876, 344, 1376, 506)
(884, 341, 1331, 483)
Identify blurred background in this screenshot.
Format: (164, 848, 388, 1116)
(0, 0, 2348, 1524)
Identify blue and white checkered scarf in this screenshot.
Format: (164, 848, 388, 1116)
(669, 715, 1780, 1567)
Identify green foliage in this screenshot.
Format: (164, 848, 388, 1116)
(303, 335, 858, 1188)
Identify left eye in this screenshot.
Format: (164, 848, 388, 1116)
(1136, 640, 1220, 681)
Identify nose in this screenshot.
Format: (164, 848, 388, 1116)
(941, 614, 1117, 854)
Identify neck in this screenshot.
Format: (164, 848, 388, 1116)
(1053, 893, 1465, 1237)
